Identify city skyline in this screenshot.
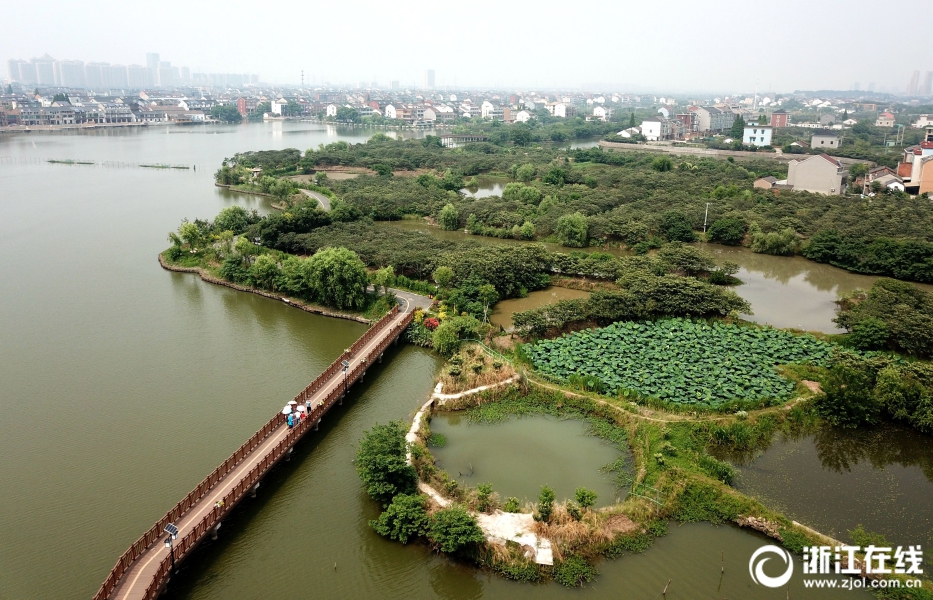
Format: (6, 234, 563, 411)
(1, 0, 929, 94)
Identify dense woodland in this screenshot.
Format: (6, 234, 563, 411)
(216, 135, 933, 283)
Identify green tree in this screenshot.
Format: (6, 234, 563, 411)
(536, 485, 555, 522)
(249, 254, 280, 291)
(519, 221, 536, 240)
(515, 163, 536, 182)
(706, 217, 747, 246)
(730, 115, 746, 139)
(336, 106, 361, 122)
(370, 493, 428, 543)
(849, 317, 889, 350)
(814, 363, 880, 428)
(542, 168, 566, 186)
(178, 221, 202, 248)
(433, 266, 454, 289)
(509, 124, 532, 146)
(651, 156, 673, 172)
(659, 211, 696, 242)
(373, 265, 394, 294)
(439, 169, 464, 191)
(213, 206, 254, 234)
(439, 203, 459, 230)
(372, 163, 393, 177)
(574, 488, 597, 510)
(431, 315, 480, 357)
(356, 421, 418, 506)
(477, 284, 498, 323)
(556, 212, 589, 247)
(303, 247, 369, 309)
(210, 104, 243, 123)
(629, 113, 636, 127)
(427, 506, 485, 554)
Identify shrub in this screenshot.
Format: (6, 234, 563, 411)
(651, 156, 673, 172)
(574, 488, 598, 510)
(659, 211, 696, 242)
(476, 483, 494, 512)
(536, 485, 555, 522)
(428, 506, 485, 554)
(556, 212, 589, 248)
(370, 494, 429, 543)
(849, 317, 889, 350)
(553, 555, 598, 587)
(503, 497, 521, 513)
(439, 203, 459, 230)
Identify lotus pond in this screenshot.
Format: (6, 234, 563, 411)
(526, 318, 838, 406)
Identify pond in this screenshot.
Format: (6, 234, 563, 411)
(461, 177, 507, 198)
(714, 422, 933, 569)
(490, 287, 591, 330)
(428, 414, 626, 507)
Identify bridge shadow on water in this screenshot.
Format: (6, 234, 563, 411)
(160, 342, 405, 598)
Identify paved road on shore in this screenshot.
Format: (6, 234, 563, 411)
(300, 189, 331, 211)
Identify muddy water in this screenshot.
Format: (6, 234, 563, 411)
(490, 287, 591, 330)
(428, 414, 625, 507)
(379, 220, 933, 334)
(700, 244, 933, 333)
(715, 423, 933, 568)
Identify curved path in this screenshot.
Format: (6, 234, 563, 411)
(300, 188, 331, 211)
(96, 295, 422, 600)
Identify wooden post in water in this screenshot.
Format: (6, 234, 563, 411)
(662, 579, 671, 596)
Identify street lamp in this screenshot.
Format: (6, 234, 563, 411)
(164, 523, 179, 574)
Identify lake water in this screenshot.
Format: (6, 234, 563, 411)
(490, 287, 591, 330)
(0, 123, 912, 599)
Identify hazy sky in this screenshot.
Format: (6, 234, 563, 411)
(2, 0, 924, 93)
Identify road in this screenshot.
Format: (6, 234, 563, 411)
(300, 189, 331, 211)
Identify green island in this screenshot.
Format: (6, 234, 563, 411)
(160, 132, 933, 597)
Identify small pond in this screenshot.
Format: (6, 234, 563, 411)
(428, 414, 626, 507)
(490, 287, 591, 330)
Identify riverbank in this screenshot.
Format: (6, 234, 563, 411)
(159, 253, 372, 324)
(598, 140, 874, 166)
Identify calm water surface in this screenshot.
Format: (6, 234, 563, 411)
(716, 423, 933, 567)
(0, 124, 909, 599)
(429, 414, 625, 506)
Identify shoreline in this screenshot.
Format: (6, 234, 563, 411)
(158, 253, 372, 324)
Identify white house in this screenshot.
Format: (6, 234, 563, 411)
(912, 115, 933, 129)
(743, 124, 773, 147)
(515, 110, 532, 123)
(326, 104, 338, 117)
(617, 126, 641, 138)
(271, 99, 287, 115)
(640, 117, 663, 141)
(592, 106, 610, 121)
(481, 100, 495, 119)
(384, 104, 397, 119)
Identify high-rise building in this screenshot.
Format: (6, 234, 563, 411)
(853, 82, 861, 91)
(7, 59, 35, 84)
(390, 80, 399, 90)
(908, 70, 920, 96)
(146, 53, 160, 70)
(127, 64, 149, 88)
(423, 69, 435, 88)
(868, 82, 876, 91)
(33, 55, 57, 85)
(923, 71, 933, 96)
(58, 60, 86, 88)
(181, 66, 190, 83)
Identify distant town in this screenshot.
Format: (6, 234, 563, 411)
(4, 53, 933, 195)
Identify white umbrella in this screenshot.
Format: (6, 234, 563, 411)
(281, 406, 292, 414)
(294, 405, 307, 412)
(287, 400, 298, 405)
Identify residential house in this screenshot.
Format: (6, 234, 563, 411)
(325, 104, 338, 117)
(770, 109, 789, 128)
(616, 126, 641, 138)
(743, 124, 773, 147)
(787, 154, 847, 195)
(819, 114, 836, 126)
(811, 131, 839, 149)
(897, 140, 933, 193)
(639, 117, 684, 141)
(690, 106, 735, 133)
(514, 110, 532, 123)
(875, 111, 896, 127)
(912, 115, 933, 129)
(546, 102, 572, 118)
(754, 176, 777, 189)
(592, 105, 611, 121)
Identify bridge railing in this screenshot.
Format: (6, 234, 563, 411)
(93, 305, 406, 600)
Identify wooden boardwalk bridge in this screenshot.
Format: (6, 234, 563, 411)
(94, 303, 415, 600)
